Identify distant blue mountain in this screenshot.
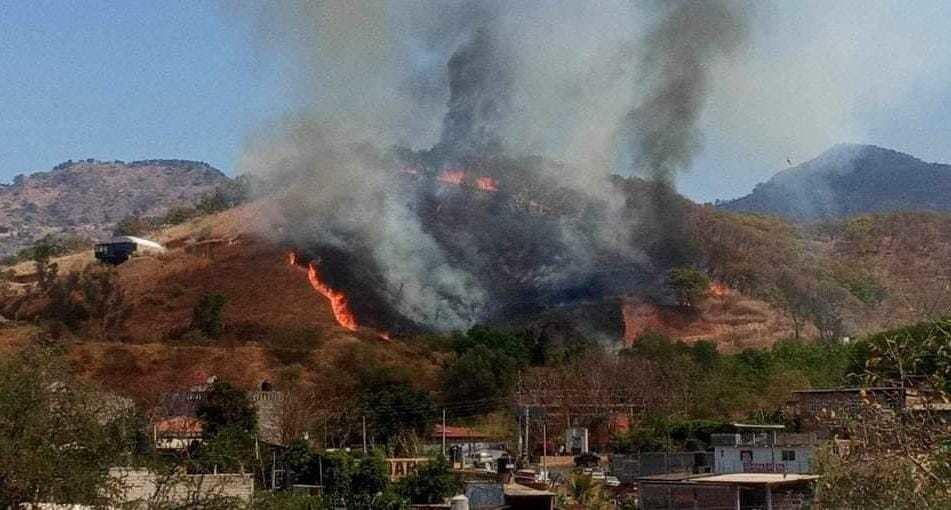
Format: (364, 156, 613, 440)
(718, 144, 951, 220)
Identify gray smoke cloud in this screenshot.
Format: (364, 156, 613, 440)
(623, 1, 748, 264)
(624, 1, 749, 184)
(232, 1, 749, 330)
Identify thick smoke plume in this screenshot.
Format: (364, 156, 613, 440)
(625, 1, 748, 264)
(234, 1, 749, 331)
(626, 1, 748, 184)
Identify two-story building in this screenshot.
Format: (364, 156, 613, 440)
(711, 424, 817, 474)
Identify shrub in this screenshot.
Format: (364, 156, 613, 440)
(668, 266, 711, 307)
(162, 206, 197, 225)
(191, 293, 227, 338)
(397, 455, 459, 505)
(196, 380, 257, 437)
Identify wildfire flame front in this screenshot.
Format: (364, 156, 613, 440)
(287, 252, 358, 331)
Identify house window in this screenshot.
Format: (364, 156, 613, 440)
(782, 450, 796, 462)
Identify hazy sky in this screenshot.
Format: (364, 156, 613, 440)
(2, 1, 951, 202)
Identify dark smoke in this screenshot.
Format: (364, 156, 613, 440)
(438, 11, 513, 159)
(626, 1, 748, 184)
(623, 1, 748, 264)
(235, 1, 750, 331)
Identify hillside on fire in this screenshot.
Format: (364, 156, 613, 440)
(5, 1, 951, 507)
(1, 170, 949, 404)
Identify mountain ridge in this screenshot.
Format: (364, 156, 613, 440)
(719, 144, 951, 220)
(0, 159, 231, 256)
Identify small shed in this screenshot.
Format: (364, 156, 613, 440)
(94, 235, 166, 265)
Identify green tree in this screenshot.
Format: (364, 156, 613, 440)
(284, 439, 317, 485)
(397, 455, 460, 505)
(358, 367, 437, 449)
(196, 380, 257, 437)
(453, 326, 529, 363)
(668, 266, 711, 307)
(0, 346, 133, 507)
(193, 425, 256, 474)
(442, 344, 518, 416)
(350, 452, 391, 509)
(191, 292, 227, 338)
(318, 451, 405, 510)
(251, 491, 329, 510)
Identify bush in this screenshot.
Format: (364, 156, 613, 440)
(251, 491, 329, 510)
(196, 380, 257, 437)
(442, 344, 518, 416)
(191, 293, 227, 338)
(397, 455, 459, 505)
(668, 266, 711, 307)
(162, 206, 197, 225)
(317, 451, 403, 510)
(40, 266, 129, 335)
(113, 215, 159, 236)
(358, 367, 437, 448)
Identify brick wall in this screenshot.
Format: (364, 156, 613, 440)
(639, 483, 736, 510)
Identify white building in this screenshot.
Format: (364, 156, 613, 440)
(711, 424, 816, 474)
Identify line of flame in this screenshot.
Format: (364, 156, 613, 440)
(287, 252, 358, 331)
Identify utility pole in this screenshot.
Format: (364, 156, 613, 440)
(271, 450, 277, 490)
(362, 416, 368, 455)
(524, 407, 530, 462)
(442, 409, 447, 456)
(542, 421, 548, 479)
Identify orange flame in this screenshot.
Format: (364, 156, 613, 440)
(306, 263, 359, 331)
(287, 252, 358, 331)
(437, 169, 465, 185)
(709, 281, 729, 298)
(474, 176, 498, 192)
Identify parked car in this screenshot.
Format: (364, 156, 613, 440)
(605, 476, 621, 487)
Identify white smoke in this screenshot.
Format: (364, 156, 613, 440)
(231, 1, 750, 329)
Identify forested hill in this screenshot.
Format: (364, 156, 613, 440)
(718, 144, 951, 220)
(0, 159, 231, 256)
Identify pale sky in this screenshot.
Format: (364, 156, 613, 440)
(2, 1, 950, 202)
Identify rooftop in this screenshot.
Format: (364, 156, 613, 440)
(693, 473, 819, 486)
(791, 387, 901, 394)
(640, 473, 819, 486)
(154, 416, 203, 435)
(99, 235, 166, 251)
(432, 424, 493, 440)
(731, 423, 785, 430)
(503, 483, 556, 497)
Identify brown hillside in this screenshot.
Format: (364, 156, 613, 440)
(621, 292, 807, 352)
(1, 202, 443, 405)
(3, 200, 949, 405)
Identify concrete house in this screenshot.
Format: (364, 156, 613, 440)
(711, 424, 817, 474)
(638, 472, 818, 510)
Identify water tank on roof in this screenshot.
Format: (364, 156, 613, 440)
(450, 495, 469, 510)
